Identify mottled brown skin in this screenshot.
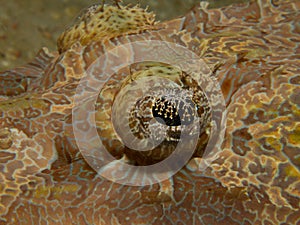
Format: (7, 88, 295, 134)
(57, 4, 156, 53)
(0, 1, 300, 224)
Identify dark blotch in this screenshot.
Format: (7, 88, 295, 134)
(232, 128, 252, 156)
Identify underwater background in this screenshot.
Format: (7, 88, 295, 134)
(0, 0, 249, 71)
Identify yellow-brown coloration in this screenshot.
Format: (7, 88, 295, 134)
(57, 4, 156, 53)
(0, 129, 12, 149)
(0, 1, 299, 224)
(94, 61, 212, 165)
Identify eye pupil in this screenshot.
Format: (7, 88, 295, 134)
(152, 97, 194, 126)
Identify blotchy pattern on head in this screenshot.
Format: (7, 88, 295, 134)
(0, 0, 299, 224)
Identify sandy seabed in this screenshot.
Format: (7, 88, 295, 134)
(0, 0, 249, 71)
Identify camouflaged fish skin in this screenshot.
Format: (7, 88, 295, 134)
(0, 1, 299, 224)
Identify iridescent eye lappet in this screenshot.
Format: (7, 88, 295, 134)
(0, 0, 299, 224)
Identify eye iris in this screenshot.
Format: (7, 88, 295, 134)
(152, 97, 194, 126)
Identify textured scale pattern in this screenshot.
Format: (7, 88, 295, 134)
(57, 4, 156, 53)
(0, 0, 299, 224)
